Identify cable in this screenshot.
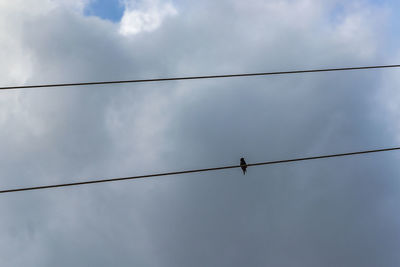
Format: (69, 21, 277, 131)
(0, 146, 399, 194)
(1, 64, 400, 91)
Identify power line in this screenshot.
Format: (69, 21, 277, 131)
(1, 146, 399, 194)
(1, 64, 400, 91)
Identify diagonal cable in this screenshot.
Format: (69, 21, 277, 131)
(1, 64, 399, 91)
(1, 146, 399, 194)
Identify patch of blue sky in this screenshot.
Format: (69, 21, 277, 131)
(327, 2, 345, 24)
(84, 0, 125, 22)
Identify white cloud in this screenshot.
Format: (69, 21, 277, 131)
(0, 0, 91, 14)
(119, 0, 177, 35)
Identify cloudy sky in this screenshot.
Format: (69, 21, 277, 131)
(1, 0, 400, 266)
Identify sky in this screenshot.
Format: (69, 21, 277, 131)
(0, 0, 400, 266)
(84, 0, 124, 22)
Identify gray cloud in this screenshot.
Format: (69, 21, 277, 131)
(0, 0, 399, 266)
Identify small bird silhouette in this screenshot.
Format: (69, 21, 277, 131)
(240, 157, 247, 175)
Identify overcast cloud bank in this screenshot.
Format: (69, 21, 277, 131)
(0, 0, 399, 266)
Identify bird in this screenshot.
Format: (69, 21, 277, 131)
(240, 157, 247, 175)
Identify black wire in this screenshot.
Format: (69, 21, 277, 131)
(1, 146, 399, 194)
(1, 64, 399, 91)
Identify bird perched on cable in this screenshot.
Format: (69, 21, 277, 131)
(240, 157, 247, 175)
